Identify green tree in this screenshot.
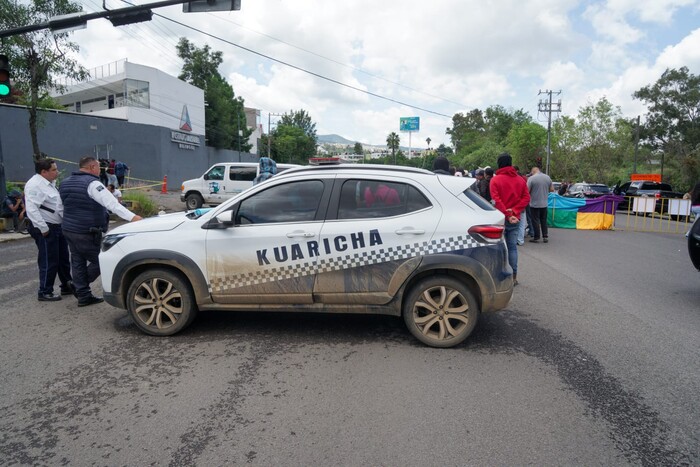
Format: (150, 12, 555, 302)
(446, 109, 485, 154)
(484, 105, 532, 144)
(386, 132, 400, 163)
(267, 109, 318, 163)
(549, 98, 633, 184)
(176, 38, 252, 151)
(279, 109, 317, 141)
(633, 67, 700, 189)
(435, 144, 453, 156)
(353, 142, 363, 155)
(505, 121, 547, 172)
(0, 0, 89, 160)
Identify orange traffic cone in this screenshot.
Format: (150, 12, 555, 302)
(161, 175, 168, 194)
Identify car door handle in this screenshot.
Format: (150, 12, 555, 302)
(286, 231, 316, 238)
(395, 228, 425, 235)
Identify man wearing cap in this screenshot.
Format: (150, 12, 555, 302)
(24, 158, 74, 301)
(490, 153, 530, 285)
(60, 156, 143, 307)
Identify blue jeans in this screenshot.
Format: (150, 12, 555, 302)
(517, 211, 527, 244)
(504, 222, 519, 274)
(63, 231, 102, 299)
(29, 223, 72, 295)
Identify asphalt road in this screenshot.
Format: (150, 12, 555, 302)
(0, 226, 698, 466)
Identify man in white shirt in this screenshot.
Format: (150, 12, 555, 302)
(60, 157, 143, 307)
(24, 159, 74, 301)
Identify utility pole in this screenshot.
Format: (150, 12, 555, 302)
(538, 90, 561, 175)
(633, 115, 640, 174)
(267, 112, 283, 159)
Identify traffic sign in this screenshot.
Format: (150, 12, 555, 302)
(400, 116, 419, 132)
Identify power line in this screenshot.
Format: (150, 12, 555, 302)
(205, 13, 470, 110)
(152, 13, 453, 119)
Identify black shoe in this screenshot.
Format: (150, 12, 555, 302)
(60, 281, 76, 296)
(543, 237, 549, 243)
(38, 293, 61, 302)
(529, 238, 540, 243)
(78, 295, 104, 307)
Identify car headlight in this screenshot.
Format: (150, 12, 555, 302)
(102, 233, 131, 252)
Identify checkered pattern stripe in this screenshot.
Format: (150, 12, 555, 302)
(209, 234, 481, 294)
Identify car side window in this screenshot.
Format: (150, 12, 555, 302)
(337, 179, 431, 220)
(236, 180, 324, 225)
(229, 166, 256, 181)
(206, 166, 225, 181)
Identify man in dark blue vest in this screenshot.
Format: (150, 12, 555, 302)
(60, 157, 143, 307)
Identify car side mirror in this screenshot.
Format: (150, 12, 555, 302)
(203, 174, 209, 180)
(216, 211, 234, 225)
(202, 210, 234, 229)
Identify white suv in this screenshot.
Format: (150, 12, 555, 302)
(101, 165, 513, 347)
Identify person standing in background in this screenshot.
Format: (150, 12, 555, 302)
(24, 158, 74, 301)
(490, 153, 530, 286)
(527, 167, 554, 243)
(114, 160, 129, 187)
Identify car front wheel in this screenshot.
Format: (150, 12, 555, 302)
(185, 193, 204, 210)
(127, 268, 197, 336)
(403, 276, 479, 348)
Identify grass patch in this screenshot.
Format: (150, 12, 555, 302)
(122, 190, 159, 217)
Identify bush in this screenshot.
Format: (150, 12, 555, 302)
(122, 190, 158, 217)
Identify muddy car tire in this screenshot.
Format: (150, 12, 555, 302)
(403, 276, 479, 348)
(127, 268, 197, 336)
(185, 193, 204, 210)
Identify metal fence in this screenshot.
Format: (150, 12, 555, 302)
(613, 196, 695, 234)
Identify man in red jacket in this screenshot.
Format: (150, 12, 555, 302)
(490, 153, 530, 285)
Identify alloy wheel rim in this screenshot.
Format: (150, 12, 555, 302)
(134, 278, 183, 329)
(412, 285, 470, 341)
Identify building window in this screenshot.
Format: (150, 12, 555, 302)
(76, 102, 81, 113)
(125, 79, 150, 109)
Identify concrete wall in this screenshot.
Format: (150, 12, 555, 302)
(0, 104, 258, 190)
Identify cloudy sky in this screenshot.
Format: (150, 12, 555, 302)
(68, 0, 700, 148)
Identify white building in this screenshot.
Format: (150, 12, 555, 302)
(53, 59, 263, 154)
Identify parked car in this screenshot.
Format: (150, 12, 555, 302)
(180, 162, 299, 210)
(689, 216, 700, 271)
(565, 183, 611, 198)
(613, 180, 685, 213)
(101, 165, 514, 348)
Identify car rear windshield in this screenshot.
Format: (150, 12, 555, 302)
(463, 189, 496, 211)
(590, 185, 610, 193)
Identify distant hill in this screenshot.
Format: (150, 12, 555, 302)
(318, 134, 356, 145)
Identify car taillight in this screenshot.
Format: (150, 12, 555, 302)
(468, 225, 504, 242)
(655, 192, 661, 199)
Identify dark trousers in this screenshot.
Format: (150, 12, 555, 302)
(116, 175, 125, 187)
(525, 206, 533, 235)
(530, 207, 549, 240)
(63, 231, 101, 299)
(29, 223, 72, 295)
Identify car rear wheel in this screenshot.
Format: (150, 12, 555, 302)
(127, 268, 197, 336)
(185, 193, 203, 210)
(403, 276, 479, 348)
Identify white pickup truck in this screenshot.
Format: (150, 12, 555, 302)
(180, 162, 298, 209)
